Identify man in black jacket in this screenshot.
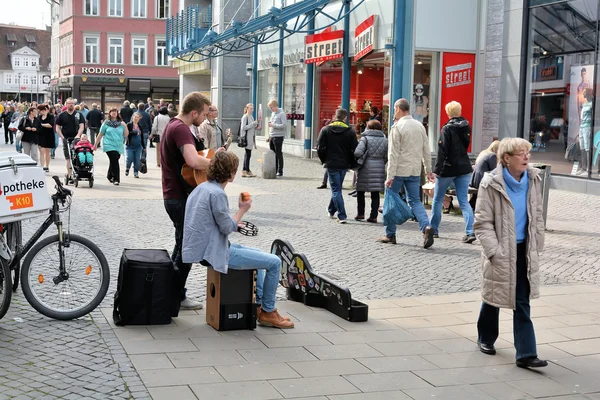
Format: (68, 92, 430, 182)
(120, 100, 134, 124)
(317, 108, 358, 223)
(85, 103, 104, 145)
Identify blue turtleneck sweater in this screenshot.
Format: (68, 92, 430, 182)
(503, 167, 529, 244)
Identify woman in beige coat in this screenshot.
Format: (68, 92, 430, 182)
(473, 137, 547, 369)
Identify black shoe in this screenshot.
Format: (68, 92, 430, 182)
(516, 357, 548, 368)
(317, 184, 327, 189)
(423, 226, 434, 249)
(477, 341, 496, 355)
(348, 190, 357, 196)
(276, 172, 283, 177)
(433, 234, 439, 239)
(462, 234, 476, 244)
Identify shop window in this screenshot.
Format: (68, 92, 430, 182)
(412, 52, 439, 152)
(108, 37, 123, 64)
(256, 69, 279, 137)
(525, 1, 598, 179)
(105, 90, 126, 111)
(283, 64, 306, 140)
(84, 0, 99, 16)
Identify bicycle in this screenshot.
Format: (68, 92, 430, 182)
(0, 176, 110, 320)
(1, 220, 22, 292)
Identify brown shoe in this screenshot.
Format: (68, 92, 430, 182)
(376, 235, 396, 244)
(258, 309, 295, 329)
(423, 226, 434, 249)
(247, 170, 256, 177)
(257, 306, 291, 321)
(242, 171, 249, 177)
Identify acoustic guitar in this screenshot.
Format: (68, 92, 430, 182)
(181, 148, 216, 188)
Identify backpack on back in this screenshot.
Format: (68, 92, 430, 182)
(113, 249, 180, 326)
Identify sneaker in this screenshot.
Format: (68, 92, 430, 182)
(247, 170, 256, 177)
(338, 218, 347, 224)
(242, 171, 249, 177)
(125, 170, 129, 176)
(258, 309, 294, 329)
(180, 297, 204, 310)
(113, 181, 120, 186)
(348, 190, 357, 196)
(257, 306, 291, 321)
(134, 173, 139, 178)
(462, 234, 476, 244)
(376, 235, 396, 244)
(327, 209, 336, 219)
(317, 184, 327, 189)
(433, 234, 440, 239)
(423, 226, 435, 249)
(276, 172, 283, 177)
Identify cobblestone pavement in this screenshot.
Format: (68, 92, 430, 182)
(0, 141, 599, 398)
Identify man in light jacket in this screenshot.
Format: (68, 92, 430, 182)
(378, 98, 435, 248)
(266, 99, 286, 176)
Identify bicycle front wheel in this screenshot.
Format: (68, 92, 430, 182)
(6, 221, 22, 292)
(21, 234, 110, 320)
(0, 257, 12, 320)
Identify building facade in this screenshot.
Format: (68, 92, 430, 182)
(50, 0, 180, 110)
(0, 25, 52, 102)
(489, 0, 600, 194)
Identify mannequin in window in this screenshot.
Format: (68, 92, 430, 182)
(411, 84, 429, 123)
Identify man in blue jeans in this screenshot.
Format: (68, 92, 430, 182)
(378, 98, 435, 248)
(316, 108, 358, 223)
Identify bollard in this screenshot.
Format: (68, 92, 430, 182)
(262, 150, 277, 179)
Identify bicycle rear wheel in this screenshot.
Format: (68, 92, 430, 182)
(6, 221, 22, 292)
(0, 257, 12, 320)
(21, 234, 110, 320)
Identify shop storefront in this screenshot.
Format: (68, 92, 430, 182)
(524, 0, 600, 180)
(254, 0, 483, 158)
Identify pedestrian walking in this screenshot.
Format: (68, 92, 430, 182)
(378, 98, 435, 248)
(50, 105, 59, 159)
(37, 104, 55, 171)
(86, 103, 104, 145)
(151, 106, 170, 167)
(120, 100, 134, 124)
(429, 101, 475, 243)
(3, 105, 15, 145)
(474, 137, 547, 369)
(55, 98, 85, 182)
(240, 103, 258, 177)
(125, 113, 144, 178)
(19, 107, 40, 163)
(469, 140, 499, 209)
(317, 108, 358, 224)
(267, 99, 286, 176)
(12, 104, 24, 152)
(353, 120, 388, 223)
(94, 108, 128, 186)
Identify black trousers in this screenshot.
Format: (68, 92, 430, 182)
(164, 199, 192, 301)
(4, 125, 13, 144)
(106, 151, 121, 183)
(243, 149, 252, 171)
(357, 191, 380, 219)
(269, 137, 284, 173)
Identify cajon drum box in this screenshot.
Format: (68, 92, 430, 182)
(206, 268, 257, 331)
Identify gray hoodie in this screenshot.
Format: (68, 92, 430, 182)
(269, 108, 286, 138)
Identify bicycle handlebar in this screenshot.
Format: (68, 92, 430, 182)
(52, 176, 72, 201)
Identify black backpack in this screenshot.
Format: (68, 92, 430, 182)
(113, 249, 180, 326)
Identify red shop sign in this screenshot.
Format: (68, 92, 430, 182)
(305, 29, 344, 65)
(439, 52, 476, 152)
(354, 15, 376, 62)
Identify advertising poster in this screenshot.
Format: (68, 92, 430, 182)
(568, 65, 594, 145)
(439, 52, 476, 152)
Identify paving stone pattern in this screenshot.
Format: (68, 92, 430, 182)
(0, 143, 599, 399)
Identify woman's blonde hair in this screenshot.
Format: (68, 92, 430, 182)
(244, 103, 253, 114)
(497, 138, 532, 166)
(475, 140, 500, 164)
(445, 101, 462, 118)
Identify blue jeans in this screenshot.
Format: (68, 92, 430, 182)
(228, 243, 281, 312)
(327, 168, 348, 220)
(430, 173, 474, 235)
(50, 133, 59, 157)
(385, 176, 430, 236)
(142, 132, 149, 159)
(126, 146, 142, 173)
(477, 243, 537, 359)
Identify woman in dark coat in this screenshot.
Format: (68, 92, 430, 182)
(18, 107, 40, 164)
(429, 101, 474, 243)
(469, 140, 499, 209)
(37, 104, 55, 171)
(353, 120, 388, 223)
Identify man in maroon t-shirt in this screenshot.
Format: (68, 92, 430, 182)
(161, 92, 212, 310)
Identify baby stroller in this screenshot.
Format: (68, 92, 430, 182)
(66, 138, 95, 188)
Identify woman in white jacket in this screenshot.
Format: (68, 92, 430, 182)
(240, 103, 258, 177)
(151, 106, 171, 167)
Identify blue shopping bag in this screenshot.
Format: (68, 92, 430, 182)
(382, 189, 414, 226)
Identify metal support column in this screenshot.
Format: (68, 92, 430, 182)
(304, 10, 315, 158)
(341, 0, 351, 120)
(390, 0, 407, 128)
(251, 0, 259, 117)
(278, 0, 285, 106)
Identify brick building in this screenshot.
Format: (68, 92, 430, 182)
(0, 24, 52, 102)
(50, 0, 179, 110)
